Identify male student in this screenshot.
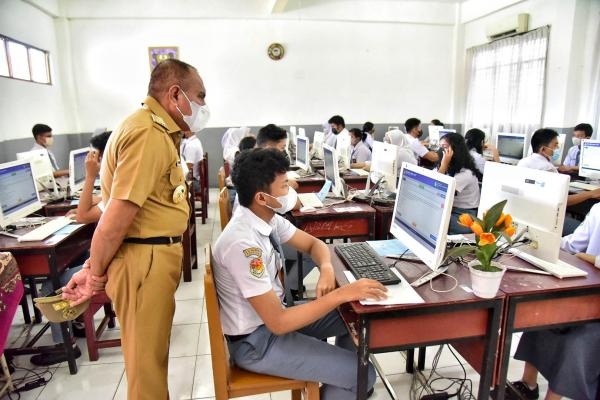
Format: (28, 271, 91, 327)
(508, 202, 600, 400)
(403, 118, 439, 163)
(559, 123, 593, 173)
(326, 115, 350, 148)
(30, 123, 69, 178)
(180, 129, 205, 192)
(213, 148, 386, 399)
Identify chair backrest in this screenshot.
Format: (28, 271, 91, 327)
(219, 187, 231, 230)
(218, 167, 226, 191)
(201, 152, 209, 188)
(204, 245, 231, 399)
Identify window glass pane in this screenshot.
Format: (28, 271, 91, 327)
(29, 48, 49, 83)
(8, 41, 30, 80)
(0, 38, 8, 76)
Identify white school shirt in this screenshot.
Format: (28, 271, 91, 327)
(562, 145, 580, 167)
(470, 149, 486, 175)
(561, 203, 600, 259)
(452, 168, 480, 209)
(404, 134, 429, 158)
(180, 135, 204, 179)
(365, 133, 374, 149)
(351, 141, 372, 164)
(31, 142, 60, 171)
(335, 128, 351, 150)
(324, 131, 337, 148)
(517, 153, 557, 173)
(213, 206, 297, 335)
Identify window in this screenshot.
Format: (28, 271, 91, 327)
(0, 34, 51, 84)
(464, 26, 549, 138)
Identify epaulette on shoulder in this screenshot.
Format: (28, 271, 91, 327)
(151, 113, 168, 131)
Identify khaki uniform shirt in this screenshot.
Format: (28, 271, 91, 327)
(101, 96, 189, 238)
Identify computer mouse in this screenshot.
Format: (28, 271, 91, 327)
(300, 206, 316, 213)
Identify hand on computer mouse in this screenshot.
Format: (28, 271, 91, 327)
(299, 206, 316, 213)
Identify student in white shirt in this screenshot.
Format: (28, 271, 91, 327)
(327, 115, 350, 149)
(403, 118, 439, 164)
(213, 148, 385, 399)
(464, 128, 499, 175)
(559, 123, 593, 173)
(362, 121, 375, 149)
(508, 202, 600, 400)
(349, 128, 372, 168)
(180, 130, 204, 192)
(437, 132, 482, 235)
(30, 123, 69, 178)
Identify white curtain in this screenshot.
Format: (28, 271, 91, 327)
(586, 20, 600, 139)
(464, 26, 549, 140)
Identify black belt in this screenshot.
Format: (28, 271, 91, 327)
(123, 236, 182, 245)
(225, 334, 250, 343)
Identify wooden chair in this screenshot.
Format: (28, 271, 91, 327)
(217, 167, 226, 192)
(82, 292, 121, 361)
(218, 187, 232, 231)
(194, 153, 209, 224)
(204, 245, 320, 400)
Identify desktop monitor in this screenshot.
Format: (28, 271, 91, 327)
(579, 139, 600, 180)
(16, 150, 59, 195)
(323, 144, 345, 198)
(0, 160, 43, 229)
(295, 136, 310, 172)
(439, 129, 456, 138)
(390, 163, 456, 271)
(369, 141, 398, 193)
(312, 131, 325, 159)
(479, 162, 569, 263)
(69, 147, 90, 194)
(495, 133, 527, 164)
(298, 127, 306, 137)
(427, 125, 444, 144)
(335, 132, 352, 171)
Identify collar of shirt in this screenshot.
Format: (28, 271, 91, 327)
(238, 205, 274, 237)
(142, 96, 181, 135)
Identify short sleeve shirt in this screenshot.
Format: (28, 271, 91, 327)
(452, 168, 480, 209)
(470, 149, 486, 175)
(101, 96, 189, 238)
(517, 153, 557, 173)
(351, 141, 372, 163)
(563, 145, 579, 167)
(180, 135, 204, 179)
(213, 206, 297, 335)
(404, 134, 429, 158)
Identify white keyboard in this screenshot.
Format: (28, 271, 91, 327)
(507, 248, 588, 278)
(17, 217, 72, 242)
(569, 181, 600, 191)
(350, 168, 369, 176)
(297, 193, 324, 208)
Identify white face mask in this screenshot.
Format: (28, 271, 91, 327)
(177, 90, 210, 133)
(263, 187, 298, 214)
(572, 137, 581, 147)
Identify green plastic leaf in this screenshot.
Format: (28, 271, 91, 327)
(483, 200, 507, 232)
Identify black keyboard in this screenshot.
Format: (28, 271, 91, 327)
(335, 242, 401, 285)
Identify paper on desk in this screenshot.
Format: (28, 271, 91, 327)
(366, 239, 410, 257)
(287, 171, 300, 180)
(54, 223, 84, 235)
(343, 269, 424, 305)
(70, 199, 80, 205)
(333, 206, 363, 213)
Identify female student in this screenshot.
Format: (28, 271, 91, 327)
(437, 132, 482, 234)
(349, 128, 372, 168)
(464, 128, 499, 175)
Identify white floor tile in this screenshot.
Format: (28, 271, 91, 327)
(35, 363, 124, 400)
(169, 324, 201, 357)
(173, 299, 204, 325)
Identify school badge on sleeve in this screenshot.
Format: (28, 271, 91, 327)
(243, 247, 264, 278)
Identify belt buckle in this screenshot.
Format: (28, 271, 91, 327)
(169, 237, 173, 245)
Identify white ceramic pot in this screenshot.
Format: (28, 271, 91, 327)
(468, 260, 506, 299)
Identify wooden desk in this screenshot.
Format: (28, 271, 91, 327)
(295, 171, 368, 194)
(43, 200, 77, 217)
(289, 202, 376, 298)
(1, 223, 95, 374)
(493, 251, 600, 399)
(331, 247, 504, 400)
(372, 204, 394, 240)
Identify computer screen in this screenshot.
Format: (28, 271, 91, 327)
(428, 125, 444, 144)
(369, 141, 398, 193)
(496, 133, 526, 164)
(312, 131, 324, 159)
(295, 136, 309, 171)
(0, 160, 43, 228)
(579, 139, 600, 180)
(69, 147, 90, 194)
(16, 150, 59, 195)
(390, 163, 456, 271)
(323, 144, 345, 197)
(439, 129, 456, 138)
(479, 162, 569, 263)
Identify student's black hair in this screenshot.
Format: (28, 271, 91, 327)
(90, 131, 112, 155)
(439, 132, 483, 181)
(232, 148, 289, 207)
(256, 124, 287, 147)
(573, 123, 593, 138)
(350, 128, 367, 142)
(404, 118, 421, 133)
(32, 124, 52, 139)
(431, 119, 444, 126)
(464, 128, 486, 154)
(238, 136, 256, 151)
(362, 121, 374, 133)
(328, 115, 345, 127)
(531, 128, 559, 153)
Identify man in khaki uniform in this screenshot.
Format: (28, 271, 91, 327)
(62, 59, 209, 399)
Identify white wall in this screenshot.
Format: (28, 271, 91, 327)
(0, 0, 75, 141)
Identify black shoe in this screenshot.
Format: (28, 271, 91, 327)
(30, 345, 82, 366)
(367, 387, 375, 398)
(72, 322, 87, 338)
(510, 381, 539, 400)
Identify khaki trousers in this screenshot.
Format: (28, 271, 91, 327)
(106, 242, 182, 400)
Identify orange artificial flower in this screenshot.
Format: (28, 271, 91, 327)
(495, 213, 506, 227)
(503, 214, 513, 229)
(478, 232, 496, 246)
(470, 222, 484, 236)
(504, 225, 516, 237)
(458, 214, 474, 227)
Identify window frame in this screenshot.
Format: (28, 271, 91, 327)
(0, 34, 52, 85)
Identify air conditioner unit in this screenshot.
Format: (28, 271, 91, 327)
(486, 13, 529, 40)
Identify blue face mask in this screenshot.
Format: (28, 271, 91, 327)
(549, 147, 561, 162)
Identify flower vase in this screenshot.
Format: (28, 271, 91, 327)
(467, 260, 506, 299)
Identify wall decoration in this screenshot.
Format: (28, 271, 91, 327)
(148, 47, 179, 70)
